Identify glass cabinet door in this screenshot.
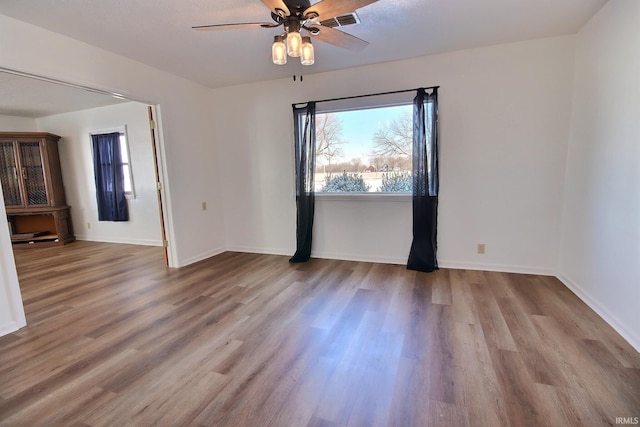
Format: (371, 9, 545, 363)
(0, 141, 24, 207)
(19, 141, 49, 206)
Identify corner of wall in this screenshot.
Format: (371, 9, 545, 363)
(557, 273, 640, 352)
(556, 0, 640, 353)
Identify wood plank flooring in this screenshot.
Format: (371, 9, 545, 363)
(0, 241, 638, 426)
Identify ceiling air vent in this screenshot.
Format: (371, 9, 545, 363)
(319, 12, 360, 28)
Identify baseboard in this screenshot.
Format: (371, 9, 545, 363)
(311, 250, 407, 265)
(224, 246, 557, 274)
(557, 274, 640, 353)
(226, 246, 292, 257)
(177, 247, 226, 267)
(228, 246, 408, 265)
(75, 235, 163, 247)
(438, 260, 555, 276)
(224, 246, 404, 265)
(0, 319, 25, 337)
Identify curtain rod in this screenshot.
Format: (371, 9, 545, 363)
(292, 85, 439, 108)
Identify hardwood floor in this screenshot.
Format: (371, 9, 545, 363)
(0, 241, 638, 426)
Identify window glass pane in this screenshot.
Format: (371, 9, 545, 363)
(118, 133, 133, 195)
(122, 164, 132, 193)
(119, 135, 129, 163)
(315, 104, 413, 193)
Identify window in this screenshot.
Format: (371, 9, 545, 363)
(90, 127, 135, 198)
(118, 133, 134, 197)
(314, 103, 413, 193)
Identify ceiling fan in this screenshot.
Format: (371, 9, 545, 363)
(193, 0, 379, 66)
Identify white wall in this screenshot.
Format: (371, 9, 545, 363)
(558, 0, 640, 351)
(214, 36, 575, 274)
(0, 114, 37, 131)
(36, 102, 163, 246)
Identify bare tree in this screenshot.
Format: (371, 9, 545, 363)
(370, 111, 412, 157)
(315, 113, 345, 169)
(370, 155, 388, 172)
(350, 157, 365, 172)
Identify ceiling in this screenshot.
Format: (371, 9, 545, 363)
(0, 0, 608, 90)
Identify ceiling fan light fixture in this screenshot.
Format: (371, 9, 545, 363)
(300, 36, 314, 65)
(194, 0, 378, 69)
(287, 30, 302, 57)
(272, 35, 287, 65)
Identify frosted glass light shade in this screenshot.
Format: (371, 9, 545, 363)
(300, 36, 314, 65)
(287, 31, 302, 57)
(272, 35, 287, 65)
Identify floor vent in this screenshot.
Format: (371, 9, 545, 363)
(319, 12, 360, 28)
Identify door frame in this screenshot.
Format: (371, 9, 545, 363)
(148, 105, 171, 266)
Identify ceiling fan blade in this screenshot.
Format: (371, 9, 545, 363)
(192, 22, 279, 31)
(304, 0, 378, 21)
(261, 0, 290, 17)
(308, 25, 369, 51)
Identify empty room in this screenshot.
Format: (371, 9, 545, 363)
(0, 0, 638, 425)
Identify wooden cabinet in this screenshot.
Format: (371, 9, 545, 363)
(0, 132, 74, 247)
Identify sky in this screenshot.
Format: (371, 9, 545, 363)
(323, 104, 412, 163)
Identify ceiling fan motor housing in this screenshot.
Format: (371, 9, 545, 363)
(271, 0, 313, 22)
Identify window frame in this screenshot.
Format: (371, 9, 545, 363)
(89, 126, 135, 199)
(310, 98, 414, 198)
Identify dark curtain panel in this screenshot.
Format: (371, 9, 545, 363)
(92, 132, 129, 222)
(290, 102, 316, 263)
(407, 88, 439, 272)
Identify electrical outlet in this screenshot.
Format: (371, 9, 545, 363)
(477, 243, 485, 254)
(201, 201, 207, 211)
(87, 222, 91, 229)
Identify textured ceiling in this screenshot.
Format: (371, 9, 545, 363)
(0, 0, 608, 89)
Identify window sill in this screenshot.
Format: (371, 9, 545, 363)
(315, 193, 411, 202)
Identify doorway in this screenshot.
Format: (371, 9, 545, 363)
(0, 70, 170, 263)
(0, 69, 173, 332)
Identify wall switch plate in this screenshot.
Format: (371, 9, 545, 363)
(202, 201, 207, 211)
(477, 243, 485, 254)
(87, 222, 91, 229)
